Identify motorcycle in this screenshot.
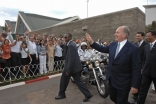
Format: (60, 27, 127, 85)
(71, 49, 109, 98)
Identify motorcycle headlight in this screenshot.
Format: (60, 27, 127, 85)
(94, 61, 100, 67)
(88, 64, 93, 70)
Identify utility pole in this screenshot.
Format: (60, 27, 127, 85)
(87, 0, 89, 18)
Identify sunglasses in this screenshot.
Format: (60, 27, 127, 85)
(64, 37, 68, 39)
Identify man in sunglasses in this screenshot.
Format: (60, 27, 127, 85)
(55, 33, 93, 102)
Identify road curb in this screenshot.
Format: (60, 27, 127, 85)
(0, 73, 62, 91)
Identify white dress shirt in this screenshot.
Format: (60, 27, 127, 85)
(118, 39, 127, 52)
(21, 48, 29, 58)
(138, 40, 144, 47)
(7, 32, 22, 53)
(67, 40, 72, 46)
(55, 45, 63, 57)
(150, 40, 156, 48)
(26, 36, 38, 57)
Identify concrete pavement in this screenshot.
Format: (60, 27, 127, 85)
(0, 76, 155, 104)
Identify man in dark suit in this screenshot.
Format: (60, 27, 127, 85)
(55, 33, 93, 102)
(134, 32, 148, 66)
(133, 32, 148, 100)
(137, 30, 156, 104)
(85, 26, 141, 104)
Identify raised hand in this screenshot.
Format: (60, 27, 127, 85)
(7, 25, 11, 31)
(25, 29, 29, 35)
(85, 33, 94, 44)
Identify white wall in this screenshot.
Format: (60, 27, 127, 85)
(145, 7, 156, 25)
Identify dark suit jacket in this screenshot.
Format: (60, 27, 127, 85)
(91, 41, 141, 90)
(134, 41, 148, 67)
(142, 43, 156, 78)
(60, 43, 67, 60)
(64, 41, 82, 74)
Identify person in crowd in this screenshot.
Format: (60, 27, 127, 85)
(132, 32, 148, 101)
(38, 39, 47, 74)
(6, 26, 22, 78)
(46, 39, 55, 72)
(20, 42, 32, 77)
(38, 35, 42, 41)
(85, 26, 141, 104)
(25, 30, 38, 76)
(60, 38, 67, 60)
(54, 39, 63, 71)
(1, 38, 17, 79)
(55, 33, 93, 102)
(96, 39, 102, 45)
(137, 30, 156, 104)
(103, 42, 108, 47)
(54, 39, 63, 61)
(76, 39, 81, 50)
(21, 36, 26, 43)
(78, 42, 88, 62)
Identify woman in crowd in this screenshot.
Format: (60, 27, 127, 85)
(46, 39, 55, 72)
(20, 42, 32, 77)
(1, 39, 17, 79)
(38, 39, 47, 74)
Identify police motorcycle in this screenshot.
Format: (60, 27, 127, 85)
(71, 42, 109, 98)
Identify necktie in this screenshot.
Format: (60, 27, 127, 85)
(150, 43, 153, 50)
(138, 42, 140, 47)
(115, 43, 120, 59)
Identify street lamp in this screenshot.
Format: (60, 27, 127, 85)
(87, 0, 89, 18)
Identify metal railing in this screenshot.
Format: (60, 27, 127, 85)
(0, 60, 65, 84)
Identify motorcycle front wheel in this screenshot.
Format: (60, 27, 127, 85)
(96, 78, 109, 98)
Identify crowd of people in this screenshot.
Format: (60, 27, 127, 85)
(0, 26, 68, 79)
(0, 26, 110, 80)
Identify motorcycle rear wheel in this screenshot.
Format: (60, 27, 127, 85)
(96, 79, 109, 98)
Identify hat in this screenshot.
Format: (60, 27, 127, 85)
(81, 42, 87, 46)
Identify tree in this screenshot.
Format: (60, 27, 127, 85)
(146, 21, 156, 32)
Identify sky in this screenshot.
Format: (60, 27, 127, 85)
(0, 0, 156, 26)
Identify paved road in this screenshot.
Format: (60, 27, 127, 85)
(0, 76, 156, 104)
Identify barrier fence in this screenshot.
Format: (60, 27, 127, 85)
(0, 60, 65, 85)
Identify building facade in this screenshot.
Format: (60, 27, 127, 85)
(144, 5, 156, 25)
(29, 7, 145, 42)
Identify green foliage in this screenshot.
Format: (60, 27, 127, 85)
(146, 21, 156, 32)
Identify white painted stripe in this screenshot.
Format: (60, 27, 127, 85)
(48, 73, 62, 79)
(0, 73, 62, 91)
(0, 82, 25, 91)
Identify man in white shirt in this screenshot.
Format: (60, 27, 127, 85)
(7, 26, 22, 79)
(25, 30, 38, 76)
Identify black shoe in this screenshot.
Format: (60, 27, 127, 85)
(83, 95, 93, 102)
(55, 95, 66, 100)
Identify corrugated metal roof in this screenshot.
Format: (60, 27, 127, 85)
(5, 20, 16, 33)
(25, 13, 62, 30)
